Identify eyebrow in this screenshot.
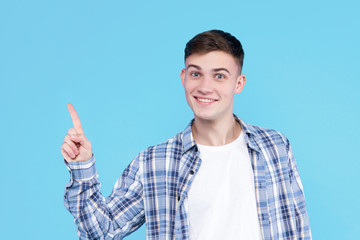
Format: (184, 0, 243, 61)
(213, 68, 231, 75)
(187, 64, 231, 76)
(187, 64, 201, 70)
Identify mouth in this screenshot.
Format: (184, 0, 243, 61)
(194, 96, 218, 104)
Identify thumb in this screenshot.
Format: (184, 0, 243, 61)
(70, 134, 92, 149)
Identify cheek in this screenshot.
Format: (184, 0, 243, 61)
(220, 85, 236, 96)
(184, 81, 196, 93)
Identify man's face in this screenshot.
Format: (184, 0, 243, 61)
(181, 51, 246, 122)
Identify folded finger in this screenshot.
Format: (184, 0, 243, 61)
(68, 128, 78, 137)
(61, 147, 73, 163)
(64, 135, 79, 155)
(62, 142, 76, 159)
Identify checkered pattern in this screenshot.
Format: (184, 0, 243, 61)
(64, 115, 311, 239)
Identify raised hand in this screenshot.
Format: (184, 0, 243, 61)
(61, 103, 93, 162)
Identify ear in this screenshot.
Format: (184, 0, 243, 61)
(180, 68, 186, 88)
(234, 74, 246, 94)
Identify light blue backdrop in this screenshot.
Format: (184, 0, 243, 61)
(1, 0, 359, 239)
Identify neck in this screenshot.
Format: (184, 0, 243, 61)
(192, 115, 242, 146)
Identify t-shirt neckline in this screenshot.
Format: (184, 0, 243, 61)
(196, 130, 245, 151)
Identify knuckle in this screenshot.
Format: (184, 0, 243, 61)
(68, 128, 76, 135)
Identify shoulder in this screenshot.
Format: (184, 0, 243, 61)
(245, 123, 290, 149)
(244, 123, 295, 170)
(136, 131, 185, 161)
(236, 115, 290, 148)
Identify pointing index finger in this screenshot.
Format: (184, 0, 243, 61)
(67, 103, 84, 133)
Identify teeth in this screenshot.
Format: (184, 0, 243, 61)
(197, 97, 215, 103)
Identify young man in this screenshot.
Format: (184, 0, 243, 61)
(61, 30, 311, 240)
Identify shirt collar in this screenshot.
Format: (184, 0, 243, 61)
(234, 114, 261, 152)
(181, 119, 196, 154)
(181, 114, 261, 154)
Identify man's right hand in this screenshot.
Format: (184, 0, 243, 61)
(61, 103, 93, 163)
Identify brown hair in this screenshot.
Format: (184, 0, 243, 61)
(184, 30, 245, 72)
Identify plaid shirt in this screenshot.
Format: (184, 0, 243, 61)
(64, 115, 311, 239)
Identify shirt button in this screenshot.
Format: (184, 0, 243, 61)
(190, 170, 195, 175)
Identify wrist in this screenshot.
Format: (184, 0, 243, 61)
(65, 154, 97, 181)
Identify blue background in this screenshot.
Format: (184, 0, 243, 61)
(1, 0, 359, 239)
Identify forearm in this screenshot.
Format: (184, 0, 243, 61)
(64, 155, 145, 239)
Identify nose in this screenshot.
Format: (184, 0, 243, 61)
(197, 75, 213, 94)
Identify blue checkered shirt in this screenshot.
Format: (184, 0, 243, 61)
(64, 115, 311, 239)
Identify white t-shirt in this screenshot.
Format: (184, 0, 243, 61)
(187, 130, 263, 240)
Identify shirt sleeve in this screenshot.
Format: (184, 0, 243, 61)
(64, 154, 145, 239)
(287, 140, 312, 240)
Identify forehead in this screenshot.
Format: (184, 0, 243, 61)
(185, 51, 239, 73)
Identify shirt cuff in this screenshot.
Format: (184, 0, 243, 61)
(65, 154, 97, 181)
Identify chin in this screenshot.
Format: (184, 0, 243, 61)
(193, 112, 219, 122)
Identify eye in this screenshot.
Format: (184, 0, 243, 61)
(191, 72, 200, 77)
(215, 74, 225, 79)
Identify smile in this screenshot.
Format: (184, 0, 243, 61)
(194, 96, 217, 103)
